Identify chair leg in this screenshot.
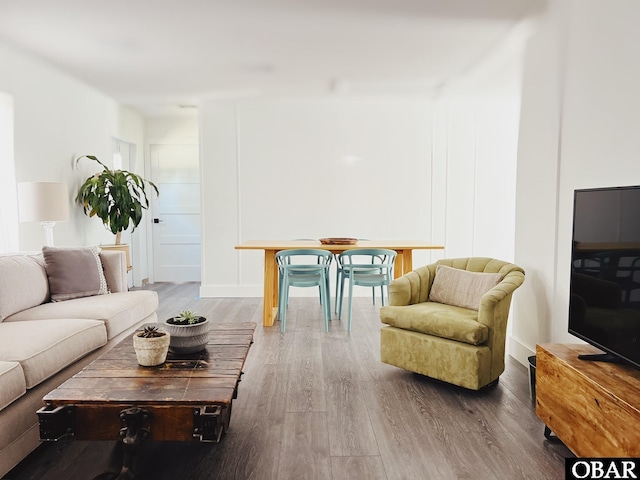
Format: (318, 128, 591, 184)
(347, 278, 354, 332)
(338, 274, 347, 320)
(280, 277, 288, 333)
(322, 273, 331, 324)
(320, 275, 330, 332)
(326, 275, 332, 322)
(276, 272, 282, 322)
(277, 277, 282, 322)
(334, 268, 340, 313)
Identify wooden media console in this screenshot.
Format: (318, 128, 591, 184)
(535, 343, 640, 457)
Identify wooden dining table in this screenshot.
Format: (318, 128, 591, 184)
(235, 240, 444, 327)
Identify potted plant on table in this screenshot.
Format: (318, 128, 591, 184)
(163, 309, 210, 354)
(133, 325, 170, 366)
(75, 155, 159, 268)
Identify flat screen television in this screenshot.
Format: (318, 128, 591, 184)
(569, 185, 640, 368)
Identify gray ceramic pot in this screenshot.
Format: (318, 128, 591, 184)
(163, 317, 210, 354)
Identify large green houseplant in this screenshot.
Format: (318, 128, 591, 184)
(75, 155, 159, 245)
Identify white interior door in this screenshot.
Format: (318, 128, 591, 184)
(150, 143, 201, 282)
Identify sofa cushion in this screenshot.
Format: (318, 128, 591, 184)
(5, 290, 158, 340)
(0, 253, 49, 322)
(428, 265, 503, 311)
(43, 246, 109, 302)
(380, 302, 489, 345)
(0, 361, 26, 411)
(0, 319, 106, 389)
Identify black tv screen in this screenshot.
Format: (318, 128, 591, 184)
(569, 185, 640, 368)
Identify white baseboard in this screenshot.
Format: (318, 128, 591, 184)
(508, 335, 536, 368)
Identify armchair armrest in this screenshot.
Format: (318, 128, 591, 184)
(477, 269, 525, 329)
(100, 250, 128, 293)
(388, 265, 434, 306)
(388, 275, 412, 306)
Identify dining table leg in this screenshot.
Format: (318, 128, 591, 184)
(393, 254, 402, 279)
(401, 249, 413, 275)
(391, 249, 414, 277)
(263, 249, 279, 327)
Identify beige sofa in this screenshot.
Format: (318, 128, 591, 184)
(0, 249, 158, 477)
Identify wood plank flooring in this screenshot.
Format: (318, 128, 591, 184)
(6, 282, 572, 480)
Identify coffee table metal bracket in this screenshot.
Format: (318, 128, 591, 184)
(37, 404, 76, 441)
(37, 403, 231, 444)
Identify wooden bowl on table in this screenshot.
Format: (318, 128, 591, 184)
(319, 238, 358, 245)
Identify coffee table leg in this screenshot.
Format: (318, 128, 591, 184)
(119, 407, 151, 478)
(193, 404, 232, 442)
(94, 407, 151, 480)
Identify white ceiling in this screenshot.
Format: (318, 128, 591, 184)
(0, 0, 544, 116)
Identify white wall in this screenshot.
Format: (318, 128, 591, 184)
(195, 16, 526, 299)
(0, 92, 18, 251)
(512, 0, 640, 365)
(0, 39, 150, 280)
(199, 94, 520, 297)
(510, 2, 565, 364)
(146, 115, 199, 140)
(434, 97, 520, 260)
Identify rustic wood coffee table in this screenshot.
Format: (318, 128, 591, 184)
(37, 322, 256, 479)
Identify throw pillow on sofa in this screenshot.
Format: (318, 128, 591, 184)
(428, 264, 503, 310)
(42, 246, 108, 302)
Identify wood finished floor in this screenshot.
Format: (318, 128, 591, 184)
(6, 282, 572, 480)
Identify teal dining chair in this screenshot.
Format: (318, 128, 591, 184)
(276, 249, 333, 333)
(334, 245, 385, 312)
(336, 248, 397, 331)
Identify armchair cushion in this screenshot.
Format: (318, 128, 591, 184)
(380, 302, 489, 345)
(428, 265, 503, 310)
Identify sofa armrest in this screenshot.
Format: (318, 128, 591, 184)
(388, 265, 434, 306)
(100, 250, 128, 293)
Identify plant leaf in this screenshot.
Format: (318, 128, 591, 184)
(75, 155, 158, 235)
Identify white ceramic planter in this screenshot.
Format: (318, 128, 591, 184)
(163, 317, 210, 354)
(133, 331, 170, 366)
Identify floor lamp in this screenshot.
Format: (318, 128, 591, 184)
(17, 182, 70, 247)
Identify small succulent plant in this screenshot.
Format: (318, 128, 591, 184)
(137, 325, 166, 338)
(170, 309, 203, 325)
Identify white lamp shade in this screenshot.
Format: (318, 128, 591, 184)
(18, 182, 70, 223)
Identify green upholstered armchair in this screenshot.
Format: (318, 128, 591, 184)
(379, 257, 525, 390)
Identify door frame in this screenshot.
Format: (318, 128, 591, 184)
(145, 138, 201, 284)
